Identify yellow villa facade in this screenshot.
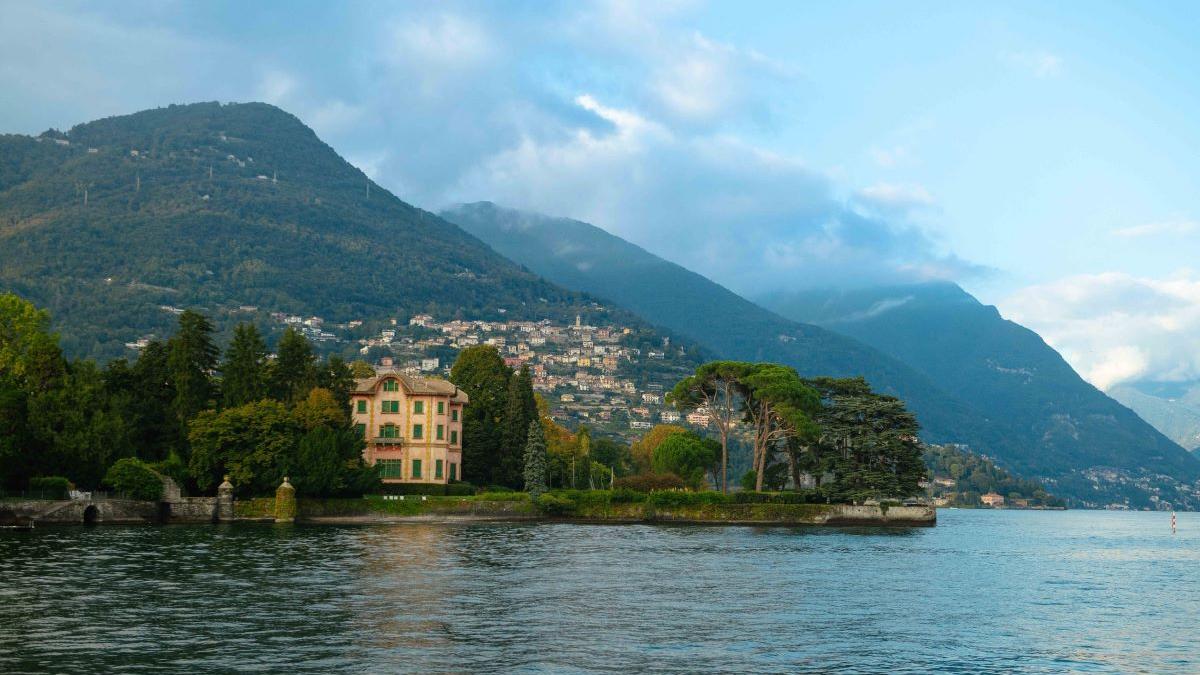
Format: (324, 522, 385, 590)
(350, 368, 468, 484)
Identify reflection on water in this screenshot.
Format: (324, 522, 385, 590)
(1, 510, 1198, 673)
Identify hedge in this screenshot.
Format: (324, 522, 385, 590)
(612, 473, 685, 492)
(103, 458, 164, 501)
(379, 482, 474, 496)
(28, 476, 71, 499)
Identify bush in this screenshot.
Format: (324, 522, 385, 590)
(446, 482, 474, 496)
(103, 459, 164, 501)
(613, 473, 685, 492)
(535, 492, 576, 515)
(647, 490, 729, 508)
(151, 453, 188, 488)
(610, 488, 648, 503)
(476, 491, 531, 501)
(28, 476, 71, 499)
(379, 483, 449, 496)
(732, 490, 828, 504)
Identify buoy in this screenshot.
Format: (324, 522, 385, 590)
(1172, 511, 1177, 535)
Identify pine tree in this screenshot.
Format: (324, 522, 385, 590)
(221, 323, 268, 408)
(497, 365, 538, 489)
(270, 327, 316, 403)
(523, 419, 548, 498)
(166, 310, 218, 424)
(317, 355, 355, 412)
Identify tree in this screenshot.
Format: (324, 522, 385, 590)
(498, 365, 538, 488)
(651, 432, 718, 490)
(130, 340, 179, 462)
(167, 310, 218, 424)
(450, 345, 511, 487)
(221, 323, 268, 407)
(591, 436, 632, 476)
(292, 388, 346, 430)
(349, 360, 376, 379)
(740, 364, 820, 492)
(669, 361, 753, 493)
(291, 425, 378, 497)
(103, 458, 164, 501)
(187, 399, 300, 495)
(629, 424, 688, 474)
(270, 327, 316, 403)
(523, 419, 549, 497)
(317, 355, 355, 411)
(0, 292, 65, 392)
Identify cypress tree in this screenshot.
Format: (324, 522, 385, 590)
(523, 419, 548, 498)
(221, 323, 267, 408)
(270, 327, 316, 403)
(498, 365, 538, 488)
(317, 355, 355, 412)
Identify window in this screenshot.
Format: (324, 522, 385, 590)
(377, 459, 402, 479)
(452, 409, 459, 422)
(450, 463, 457, 481)
(412, 424, 424, 440)
(413, 400, 424, 414)
(450, 430, 458, 445)
(356, 400, 367, 414)
(354, 423, 366, 438)
(381, 424, 398, 438)
(437, 401, 445, 415)
(383, 380, 399, 392)
(412, 459, 422, 479)
(382, 400, 400, 414)
(436, 425, 444, 441)
(435, 459, 444, 479)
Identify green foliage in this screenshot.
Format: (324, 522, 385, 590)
(446, 482, 475, 496)
(291, 425, 378, 498)
(151, 452, 189, 488)
(270, 327, 315, 403)
(523, 419, 549, 497)
(103, 458, 164, 501)
(651, 432, 717, 489)
(499, 365, 537, 488)
(451, 345, 511, 487)
(476, 490, 530, 501)
(292, 387, 346, 430)
(534, 492, 575, 515)
(0, 292, 64, 392)
(187, 399, 299, 495)
(731, 490, 829, 504)
(28, 476, 71, 499)
(612, 473, 686, 492)
(221, 323, 267, 407)
(924, 444, 1064, 507)
(646, 490, 728, 507)
(167, 310, 218, 424)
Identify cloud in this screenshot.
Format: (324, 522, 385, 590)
(854, 182, 936, 214)
(1002, 50, 1064, 78)
(1001, 271, 1200, 390)
(1112, 219, 1199, 238)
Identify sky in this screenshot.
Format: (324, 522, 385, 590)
(3, 0, 1199, 391)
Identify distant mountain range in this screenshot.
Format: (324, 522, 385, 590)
(443, 202, 1200, 507)
(1109, 381, 1200, 455)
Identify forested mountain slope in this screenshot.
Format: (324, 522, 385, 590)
(0, 103, 606, 360)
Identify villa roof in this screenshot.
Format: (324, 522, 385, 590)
(352, 368, 469, 403)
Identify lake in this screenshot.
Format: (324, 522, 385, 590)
(2, 509, 1197, 673)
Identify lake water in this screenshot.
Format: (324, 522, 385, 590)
(2, 509, 1197, 673)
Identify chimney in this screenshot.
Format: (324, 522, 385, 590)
(380, 356, 394, 368)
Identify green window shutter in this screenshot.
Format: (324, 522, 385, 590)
(378, 459, 402, 479)
(357, 400, 366, 414)
(437, 401, 444, 414)
(414, 401, 424, 414)
(413, 424, 423, 440)
(412, 459, 422, 478)
(436, 425, 444, 440)
(452, 409, 459, 421)
(450, 463, 457, 481)
(450, 430, 458, 445)
(355, 423, 366, 438)
(435, 459, 443, 479)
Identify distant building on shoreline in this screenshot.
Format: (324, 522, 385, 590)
(981, 492, 1005, 507)
(350, 365, 468, 485)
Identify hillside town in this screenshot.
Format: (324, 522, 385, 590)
(264, 310, 701, 441)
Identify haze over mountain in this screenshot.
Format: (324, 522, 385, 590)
(0, 102, 632, 359)
(443, 202, 1200, 507)
(1108, 382, 1200, 454)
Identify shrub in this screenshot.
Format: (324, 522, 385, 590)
(613, 473, 685, 492)
(103, 459, 164, 501)
(446, 482, 474, 496)
(476, 491, 531, 501)
(610, 488, 648, 503)
(732, 490, 827, 504)
(28, 476, 71, 499)
(535, 492, 575, 515)
(647, 490, 728, 508)
(151, 453, 188, 488)
(380, 483, 448, 496)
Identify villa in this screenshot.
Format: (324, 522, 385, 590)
(350, 365, 469, 485)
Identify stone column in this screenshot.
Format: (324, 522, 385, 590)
(274, 477, 296, 523)
(216, 475, 234, 522)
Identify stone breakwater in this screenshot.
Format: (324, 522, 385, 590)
(1, 497, 935, 527)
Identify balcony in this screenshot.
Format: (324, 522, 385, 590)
(372, 435, 405, 445)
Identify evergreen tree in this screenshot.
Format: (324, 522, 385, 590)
(131, 340, 179, 461)
(450, 345, 511, 487)
(317, 355, 355, 412)
(166, 310, 218, 424)
(523, 419, 549, 498)
(221, 323, 268, 408)
(270, 327, 316, 403)
(498, 365, 537, 488)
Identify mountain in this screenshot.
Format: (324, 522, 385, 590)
(442, 203, 1200, 507)
(758, 283, 1200, 501)
(1109, 381, 1200, 453)
(0, 102, 608, 360)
